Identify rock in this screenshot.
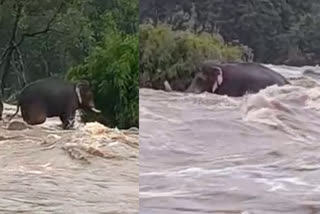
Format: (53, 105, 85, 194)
(7, 121, 30, 131)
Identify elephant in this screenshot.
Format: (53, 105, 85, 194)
(184, 61, 290, 97)
(9, 77, 101, 129)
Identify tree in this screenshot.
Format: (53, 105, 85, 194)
(67, 0, 139, 129)
(0, 0, 92, 98)
(140, 0, 320, 65)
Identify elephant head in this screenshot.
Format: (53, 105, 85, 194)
(186, 63, 223, 94)
(75, 80, 101, 113)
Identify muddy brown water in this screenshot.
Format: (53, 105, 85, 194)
(140, 65, 320, 214)
(0, 105, 139, 213)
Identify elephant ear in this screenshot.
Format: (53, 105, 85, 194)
(75, 80, 90, 104)
(204, 65, 223, 93)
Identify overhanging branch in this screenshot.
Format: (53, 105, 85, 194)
(15, 1, 65, 47)
(0, 1, 65, 97)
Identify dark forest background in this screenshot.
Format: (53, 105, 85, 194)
(140, 0, 320, 91)
(0, 0, 138, 129)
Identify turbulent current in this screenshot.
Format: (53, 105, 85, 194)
(0, 105, 139, 213)
(140, 64, 320, 214)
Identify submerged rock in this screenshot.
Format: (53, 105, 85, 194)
(7, 120, 30, 131)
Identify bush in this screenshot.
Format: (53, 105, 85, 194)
(139, 24, 245, 91)
(67, 31, 139, 129)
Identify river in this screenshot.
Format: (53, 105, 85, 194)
(139, 64, 320, 214)
(0, 105, 139, 213)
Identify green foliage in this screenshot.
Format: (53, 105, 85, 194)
(139, 24, 244, 90)
(88, 0, 138, 42)
(66, 0, 139, 129)
(67, 31, 139, 129)
(140, 0, 320, 65)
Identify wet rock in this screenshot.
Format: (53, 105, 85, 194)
(7, 121, 30, 131)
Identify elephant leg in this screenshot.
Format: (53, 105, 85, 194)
(60, 110, 76, 130)
(21, 103, 46, 125)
